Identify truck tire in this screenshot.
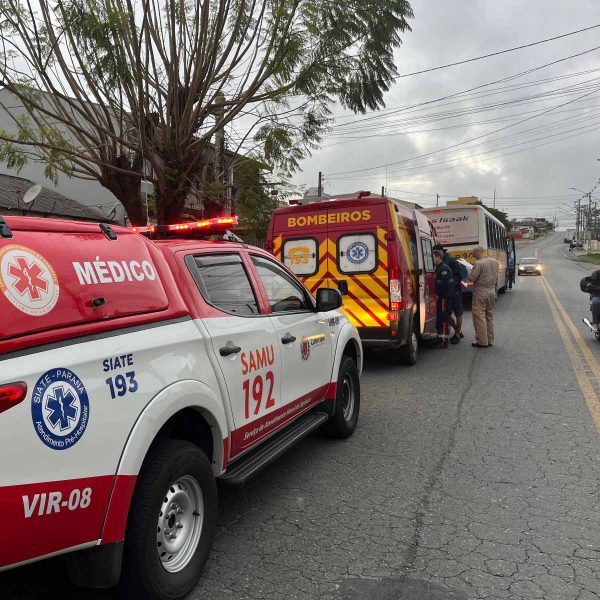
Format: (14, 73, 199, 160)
(119, 439, 217, 600)
(322, 356, 360, 439)
(398, 317, 419, 365)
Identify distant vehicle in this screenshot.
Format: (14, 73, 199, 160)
(518, 257, 543, 275)
(564, 228, 576, 243)
(570, 239, 583, 249)
(421, 205, 509, 293)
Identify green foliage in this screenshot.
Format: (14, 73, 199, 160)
(475, 201, 511, 230)
(234, 160, 279, 240)
(0, 131, 27, 172)
(0, 0, 414, 224)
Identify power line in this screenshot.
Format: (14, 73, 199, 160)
(330, 45, 600, 129)
(328, 84, 600, 177)
(328, 75, 600, 137)
(390, 24, 600, 80)
(329, 119, 600, 181)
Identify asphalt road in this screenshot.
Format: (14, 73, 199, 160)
(3, 233, 600, 600)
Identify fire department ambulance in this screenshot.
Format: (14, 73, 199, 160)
(266, 192, 438, 364)
(0, 215, 362, 599)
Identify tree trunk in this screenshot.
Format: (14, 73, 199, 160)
(156, 187, 188, 225)
(101, 157, 145, 226)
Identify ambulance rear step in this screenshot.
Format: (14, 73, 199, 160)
(219, 411, 328, 485)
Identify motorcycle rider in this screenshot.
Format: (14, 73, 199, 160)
(580, 270, 600, 330)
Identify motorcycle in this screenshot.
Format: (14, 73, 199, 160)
(582, 315, 600, 341)
(580, 270, 600, 341)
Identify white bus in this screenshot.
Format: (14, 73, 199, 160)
(421, 205, 509, 293)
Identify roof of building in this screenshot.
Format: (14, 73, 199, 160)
(0, 174, 108, 221)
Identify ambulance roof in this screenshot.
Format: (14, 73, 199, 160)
(273, 195, 416, 221)
(0, 216, 187, 355)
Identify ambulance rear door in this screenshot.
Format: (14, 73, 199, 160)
(325, 202, 390, 330)
(414, 210, 437, 335)
(269, 208, 327, 294)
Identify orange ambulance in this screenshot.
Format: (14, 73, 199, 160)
(266, 192, 438, 364)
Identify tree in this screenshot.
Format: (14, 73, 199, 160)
(0, 0, 414, 224)
(474, 201, 511, 230)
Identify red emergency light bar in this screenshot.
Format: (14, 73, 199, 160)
(131, 216, 239, 239)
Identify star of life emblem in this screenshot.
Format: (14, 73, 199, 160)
(31, 368, 90, 450)
(0, 244, 59, 316)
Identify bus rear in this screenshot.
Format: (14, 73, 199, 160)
(422, 205, 508, 292)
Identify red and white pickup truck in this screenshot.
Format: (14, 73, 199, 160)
(0, 215, 362, 600)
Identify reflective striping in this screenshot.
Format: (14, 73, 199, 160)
(273, 235, 282, 258)
(0, 475, 115, 567)
(342, 304, 368, 328)
(276, 225, 392, 330)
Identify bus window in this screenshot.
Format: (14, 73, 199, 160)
(486, 218, 492, 248)
(283, 238, 318, 276)
(422, 238, 434, 272)
(338, 233, 377, 273)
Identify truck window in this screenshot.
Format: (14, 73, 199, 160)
(422, 238, 435, 272)
(189, 254, 259, 315)
(338, 233, 377, 274)
(283, 238, 318, 276)
(251, 256, 312, 313)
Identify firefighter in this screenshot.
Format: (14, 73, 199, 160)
(432, 250, 455, 349)
(433, 244, 464, 343)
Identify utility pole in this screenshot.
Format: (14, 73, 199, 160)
(381, 186, 385, 197)
(214, 93, 227, 213)
(493, 188, 496, 209)
(436, 193, 439, 207)
(317, 172, 322, 197)
(587, 192, 593, 253)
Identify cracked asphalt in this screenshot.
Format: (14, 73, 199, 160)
(2, 233, 600, 600)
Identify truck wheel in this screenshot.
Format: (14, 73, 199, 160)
(322, 356, 360, 439)
(398, 317, 419, 365)
(119, 439, 217, 600)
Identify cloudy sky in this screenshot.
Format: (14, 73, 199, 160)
(290, 0, 600, 229)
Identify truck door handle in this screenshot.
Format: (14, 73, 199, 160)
(281, 334, 296, 344)
(219, 345, 241, 356)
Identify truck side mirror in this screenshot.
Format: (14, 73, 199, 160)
(316, 288, 343, 312)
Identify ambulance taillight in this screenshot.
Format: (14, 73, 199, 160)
(389, 267, 402, 312)
(0, 382, 27, 415)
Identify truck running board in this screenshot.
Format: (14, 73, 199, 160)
(220, 411, 328, 485)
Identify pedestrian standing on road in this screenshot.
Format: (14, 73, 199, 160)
(432, 250, 456, 349)
(469, 247, 499, 348)
(507, 253, 515, 290)
(433, 244, 464, 344)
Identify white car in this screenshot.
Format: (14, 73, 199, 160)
(0, 215, 362, 600)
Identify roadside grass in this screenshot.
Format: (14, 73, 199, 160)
(577, 253, 600, 265)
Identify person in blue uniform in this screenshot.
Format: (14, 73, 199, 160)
(432, 250, 455, 349)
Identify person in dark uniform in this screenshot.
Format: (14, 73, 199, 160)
(432, 250, 455, 349)
(433, 244, 464, 343)
(507, 253, 516, 290)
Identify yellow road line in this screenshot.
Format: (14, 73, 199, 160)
(539, 275, 600, 431)
(535, 248, 600, 382)
(542, 278, 600, 382)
